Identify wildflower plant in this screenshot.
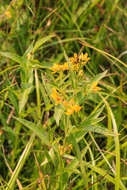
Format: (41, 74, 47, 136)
(1, 1, 126, 189)
(50, 52, 101, 119)
(42, 51, 119, 189)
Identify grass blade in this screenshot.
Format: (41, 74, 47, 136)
(6, 133, 35, 190)
(14, 117, 50, 146)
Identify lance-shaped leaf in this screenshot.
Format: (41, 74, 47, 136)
(32, 34, 55, 53)
(81, 125, 117, 136)
(14, 117, 50, 146)
(19, 69, 33, 113)
(0, 51, 25, 65)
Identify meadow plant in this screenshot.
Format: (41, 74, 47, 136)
(0, 1, 127, 190)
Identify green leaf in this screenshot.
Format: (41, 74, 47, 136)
(8, 90, 19, 113)
(6, 133, 35, 190)
(90, 70, 107, 84)
(2, 126, 15, 136)
(19, 69, 33, 113)
(87, 162, 126, 190)
(105, 101, 120, 190)
(41, 147, 55, 166)
(82, 125, 116, 136)
(32, 34, 55, 53)
(81, 106, 105, 126)
(14, 117, 50, 146)
(64, 157, 79, 175)
(69, 133, 88, 188)
(35, 69, 41, 119)
(54, 105, 64, 126)
(0, 51, 25, 65)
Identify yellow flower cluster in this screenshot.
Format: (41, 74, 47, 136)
(50, 62, 69, 73)
(59, 144, 72, 155)
(92, 81, 101, 92)
(50, 52, 90, 74)
(69, 53, 90, 76)
(50, 88, 63, 105)
(87, 81, 101, 93)
(50, 88, 81, 115)
(5, 10, 12, 18)
(70, 52, 90, 65)
(63, 99, 82, 115)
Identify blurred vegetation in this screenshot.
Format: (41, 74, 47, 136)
(0, 0, 127, 189)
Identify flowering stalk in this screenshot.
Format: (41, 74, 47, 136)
(50, 88, 81, 116)
(50, 52, 90, 75)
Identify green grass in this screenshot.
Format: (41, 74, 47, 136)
(0, 0, 127, 189)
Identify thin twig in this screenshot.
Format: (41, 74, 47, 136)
(2, 146, 23, 190)
(33, 152, 47, 190)
(6, 107, 15, 124)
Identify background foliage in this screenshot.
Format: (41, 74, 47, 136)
(0, 0, 127, 189)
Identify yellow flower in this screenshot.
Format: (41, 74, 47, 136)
(63, 100, 69, 107)
(73, 105, 82, 112)
(78, 70, 83, 76)
(5, 11, 12, 18)
(59, 144, 73, 155)
(79, 53, 90, 62)
(69, 52, 90, 73)
(50, 64, 60, 73)
(65, 108, 74, 115)
(68, 98, 74, 104)
(92, 81, 101, 92)
(0, 129, 3, 136)
(74, 53, 78, 59)
(70, 53, 78, 63)
(68, 144, 72, 150)
(51, 89, 81, 116)
(59, 145, 64, 155)
(50, 88, 63, 104)
(71, 64, 80, 71)
(50, 62, 69, 73)
(60, 62, 69, 71)
(65, 99, 81, 115)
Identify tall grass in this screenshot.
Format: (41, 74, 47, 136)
(0, 0, 127, 189)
